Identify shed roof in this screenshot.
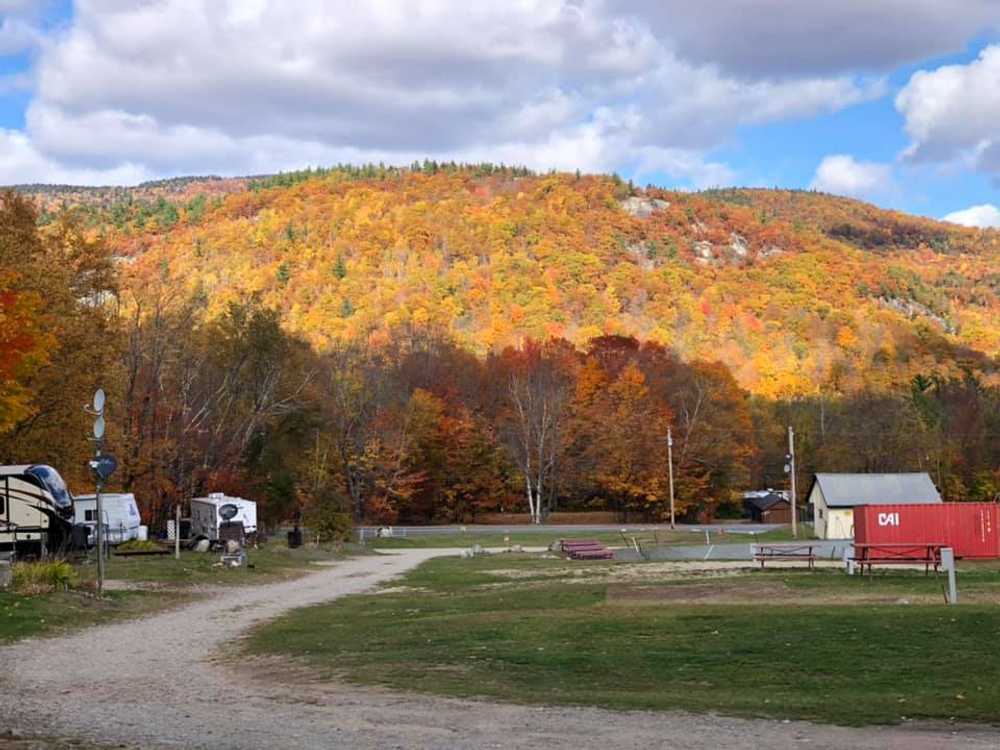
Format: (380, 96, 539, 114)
(812, 473, 941, 507)
(743, 492, 788, 511)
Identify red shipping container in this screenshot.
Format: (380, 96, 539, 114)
(853, 503, 1000, 559)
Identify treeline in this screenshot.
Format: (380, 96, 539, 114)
(1, 192, 997, 532)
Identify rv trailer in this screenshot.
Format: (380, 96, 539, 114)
(73, 493, 142, 546)
(0, 464, 75, 555)
(189, 493, 258, 543)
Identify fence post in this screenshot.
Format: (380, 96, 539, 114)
(942, 547, 957, 604)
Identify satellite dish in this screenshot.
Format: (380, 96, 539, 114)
(219, 503, 239, 521)
(93, 414, 106, 439)
(93, 388, 106, 413)
(90, 453, 118, 481)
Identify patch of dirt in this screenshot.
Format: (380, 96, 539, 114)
(373, 585, 430, 595)
(489, 560, 844, 586)
(607, 579, 787, 604)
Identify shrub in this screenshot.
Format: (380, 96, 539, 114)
(308, 511, 353, 543)
(11, 560, 80, 595)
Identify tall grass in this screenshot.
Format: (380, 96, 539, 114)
(11, 560, 80, 594)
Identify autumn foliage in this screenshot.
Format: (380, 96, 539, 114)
(1, 167, 998, 526)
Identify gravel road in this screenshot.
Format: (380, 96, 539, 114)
(1, 549, 997, 750)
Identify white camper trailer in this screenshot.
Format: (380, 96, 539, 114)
(0, 464, 75, 554)
(73, 493, 141, 545)
(189, 493, 258, 542)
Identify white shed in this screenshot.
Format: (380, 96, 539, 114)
(809, 473, 942, 539)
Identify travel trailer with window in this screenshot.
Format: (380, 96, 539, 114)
(73, 493, 142, 545)
(189, 493, 258, 542)
(0, 464, 75, 555)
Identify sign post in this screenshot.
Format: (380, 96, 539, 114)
(91, 389, 106, 596)
(87, 389, 118, 597)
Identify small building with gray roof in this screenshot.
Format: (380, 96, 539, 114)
(809, 473, 942, 539)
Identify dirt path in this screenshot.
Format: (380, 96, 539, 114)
(2, 550, 997, 750)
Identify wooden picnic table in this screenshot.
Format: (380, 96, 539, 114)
(753, 544, 816, 569)
(560, 539, 615, 560)
(851, 543, 943, 575)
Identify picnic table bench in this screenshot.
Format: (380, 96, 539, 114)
(851, 543, 942, 575)
(753, 544, 816, 569)
(560, 539, 614, 560)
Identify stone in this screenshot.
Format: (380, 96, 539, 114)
(728, 232, 749, 257)
(620, 196, 669, 219)
(693, 240, 714, 259)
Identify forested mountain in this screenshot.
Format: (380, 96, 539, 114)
(3, 166, 998, 528)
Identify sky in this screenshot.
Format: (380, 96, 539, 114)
(0, 1, 997, 226)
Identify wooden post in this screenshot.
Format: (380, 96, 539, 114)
(174, 504, 181, 560)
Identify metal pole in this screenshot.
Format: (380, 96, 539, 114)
(667, 426, 675, 530)
(175, 504, 181, 560)
(788, 425, 798, 540)
(95, 473, 105, 596)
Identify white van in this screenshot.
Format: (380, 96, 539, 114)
(189, 493, 257, 542)
(74, 493, 142, 545)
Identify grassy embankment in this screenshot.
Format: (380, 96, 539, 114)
(0, 540, 353, 643)
(248, 552, 1000, 725)
(366, 525, 810, 549)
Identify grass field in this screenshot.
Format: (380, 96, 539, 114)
(366, 525, 809, 549)
(247, 553, 1000, 725)
(78, 540, 356, 586)
(0, 540, 354, 643)
(0, 588, 189, 644)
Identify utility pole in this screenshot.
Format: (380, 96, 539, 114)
(667, 426, 676, 529)
(787, 425, 798, 539)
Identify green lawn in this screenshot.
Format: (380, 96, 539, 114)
(79, 540, 357, 586)
(0, 540, 355, 643)
(247, 553, 1000, 725)
(0, 588, 189, 644)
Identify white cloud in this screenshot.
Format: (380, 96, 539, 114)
(613, 1, 998, 76)
(942, 204, 1000, 228)
(0, 129, 151, 185)
(0, 14, 43, 55)
(810, 155, 893, 198)
(0, 0, 905, 187)
(896, 44, 1000, 175)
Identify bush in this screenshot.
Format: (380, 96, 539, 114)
(117, 539, 163, 553)
(301, 485, 354, 542)
(308, 511, 353, 543)
(12, 560, 80, 595)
